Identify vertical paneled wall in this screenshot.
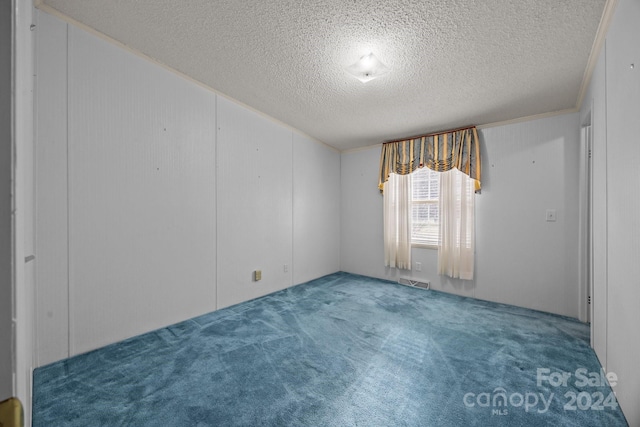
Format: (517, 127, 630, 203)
(35, 11, 219, 361)
(66, 27, 217, 355)
(475, 114, 580, 317)
(216, 97, 293, 308)
(580, 0, 640, 423)
(293, 134, 341, 285)
(35, 11, 69, 366)
(0, 0, 13, 401)
(340, 147, 386, 280)
(15, 0, 36, 421)
(602, 0, 640, 422)
(35, 10, 340, 365)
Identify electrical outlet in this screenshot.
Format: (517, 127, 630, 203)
(254, 270, 262, 281)
(415, 262, 422, 272)
(546, 209, 557, 222)
(284, 264, 288, 273)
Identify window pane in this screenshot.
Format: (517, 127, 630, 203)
(412, 203, 439, 224)
(412, 168, 439, 201)
(411, 167, 440, 246)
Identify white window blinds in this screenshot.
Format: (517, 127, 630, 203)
(411, 167, 440, 247)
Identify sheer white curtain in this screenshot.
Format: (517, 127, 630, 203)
(438, 168, 475, 280)
(383, 173, 412, 269)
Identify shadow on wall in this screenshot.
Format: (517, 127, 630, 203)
(478, 129, 492, 191)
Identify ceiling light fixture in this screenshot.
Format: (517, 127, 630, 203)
(346, 52, 389, 83)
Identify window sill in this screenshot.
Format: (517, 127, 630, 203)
(411, 243, 438, 250)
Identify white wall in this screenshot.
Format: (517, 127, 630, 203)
(66, 26, 218, 355)
(476, 114, 580, 316)
(3, 4, 36, 424)
(341, 113, 581, 318)
(14, 1, 36, 425)
(293, 134, 341, 285)
(35, 10, 69, 366)
(579, 0, 640, 423)
(0, 0, 13, 402)
(216, 105, 341, 308)
(604, 0, 640, 421)
(216, 97, 293, 308)
(340, 147, 386, 280)
(35, 10, 340, 365)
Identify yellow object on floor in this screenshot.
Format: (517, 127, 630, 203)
(0, 397, 23, 427)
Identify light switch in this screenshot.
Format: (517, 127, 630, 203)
(254, 270, 262, 281)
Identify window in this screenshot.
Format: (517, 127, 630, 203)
(411, 167, 440, 247)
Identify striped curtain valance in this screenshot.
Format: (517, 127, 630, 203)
(378, 126, 482, 192)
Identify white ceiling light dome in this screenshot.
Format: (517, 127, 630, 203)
(346, 52, 390, 83)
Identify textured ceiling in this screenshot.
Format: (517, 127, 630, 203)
(39, 0, 607, 151)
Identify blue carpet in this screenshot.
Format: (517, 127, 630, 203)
(33, 272, 628, 426)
